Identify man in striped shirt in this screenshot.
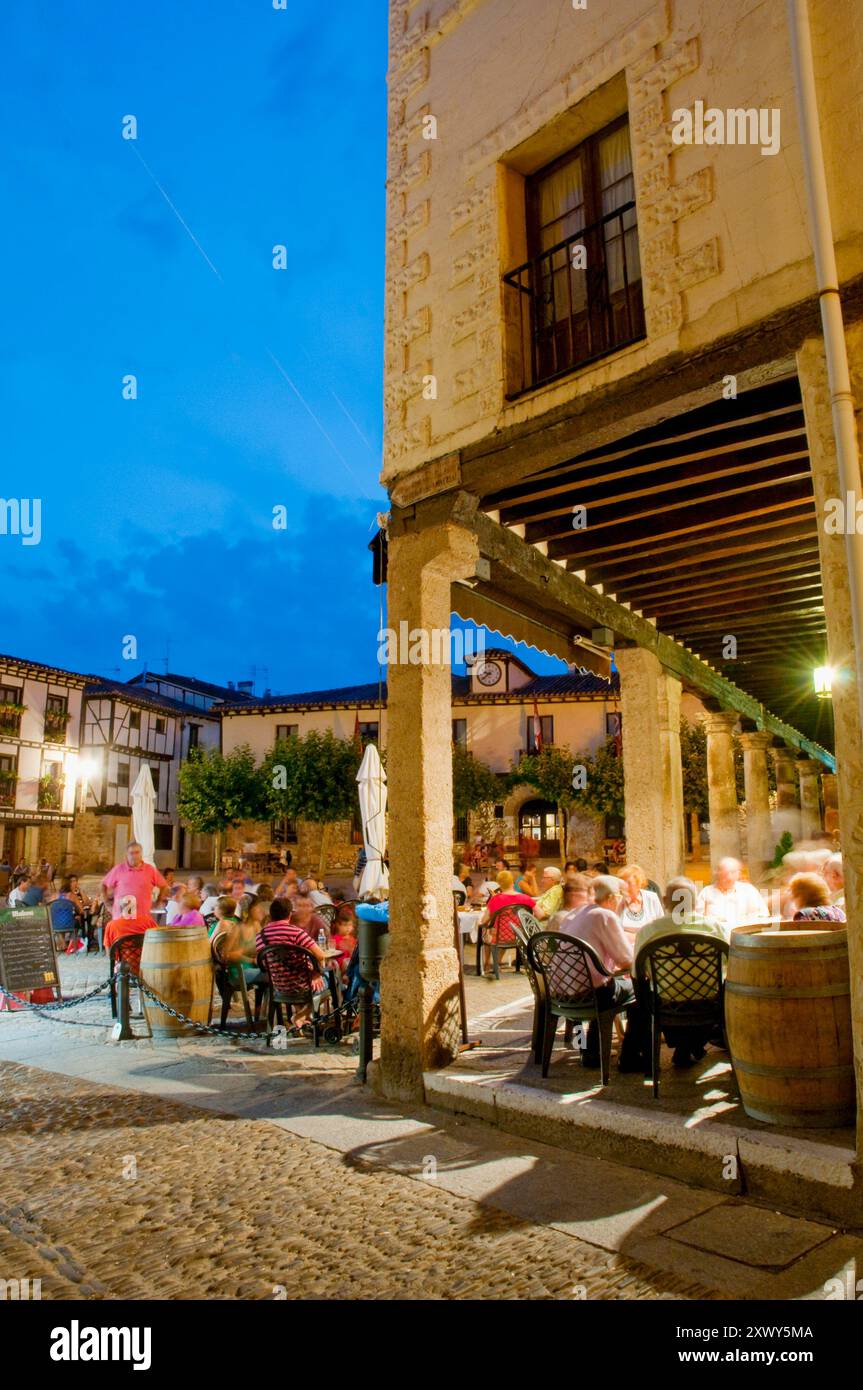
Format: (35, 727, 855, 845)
(255, 900, 330, 1016)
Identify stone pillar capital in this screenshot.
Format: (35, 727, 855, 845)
(703, 709, 738, 735)
(738, 730, 774, 753)
(796, 758, 824, 778)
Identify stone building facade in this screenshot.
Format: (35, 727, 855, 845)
(0, 654, 86, 872)
(377, 0, 863, 1153)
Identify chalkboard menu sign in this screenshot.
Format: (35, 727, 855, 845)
(0, 907, 60, 996)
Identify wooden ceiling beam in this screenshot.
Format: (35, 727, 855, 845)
(485, 403, 804, 509)
(497, 434, 807, 526)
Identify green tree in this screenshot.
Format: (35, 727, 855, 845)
(569, 737, 625, 820)
(513, 745, 580, 864)
(177, 745, 269, 874)
(262, 730, 363, 875)
(452, 744, 502, 820)
(680, 719, 709, 819)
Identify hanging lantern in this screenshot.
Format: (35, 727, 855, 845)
(813, 666, 833, 700)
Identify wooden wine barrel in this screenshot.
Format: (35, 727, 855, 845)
(725, 924, 855, 1128)
(140, 925, 214, 1039)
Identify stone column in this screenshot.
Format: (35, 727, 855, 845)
(797, 759, 824, 839)
(374, 515, 480, 1103)
(772, 745, 802, 842)
(821, 771, 840, 839)
(703, 710, 740, 869)
(739, 731, 774, 879)
(616, 647, 684, 888)
(798, 330, 863, 1168)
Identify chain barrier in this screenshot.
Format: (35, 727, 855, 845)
(0, 979, 114, 1028)
(129, 975, 271, 1042)
(1, 972, 355, 1045)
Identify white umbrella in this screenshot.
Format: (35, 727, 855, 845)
(356, 743, 389, 896)
(131, 764, 156, 868)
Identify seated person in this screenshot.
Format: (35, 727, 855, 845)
(533, 866, 564, 920)
(331, 905, 357, 972)
(514, 861, 540, 897)
(170, 891, 205, 927)
(8, 876, 31, 907)
(216, 901, 268, 991)
(302, 877, 333, 908)
(21, 874, 50, 907)
(477, 870, 535, 976)
(209, 895, 239, 939)
(480, 869, 535, 918)
(274, 869, 298, 899)
(291, 891, 330, 947)
(554, 876, 643, 1072)
(256, 899, 331, 1027)
(787, 871, 846, 925)
(550, 875, 592, 929)
(199, 884, 220, 918)
(104, 894, 154, 969)
(634, 877, 726, 1068)
(50, 883, 84, 953)
(164, 883, 188, 924)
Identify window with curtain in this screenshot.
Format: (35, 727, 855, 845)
(511, 115, 644, 390)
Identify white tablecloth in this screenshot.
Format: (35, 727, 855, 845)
(457, 911, 482, 944)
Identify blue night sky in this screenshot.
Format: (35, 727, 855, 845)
(1, 0, 562, 694)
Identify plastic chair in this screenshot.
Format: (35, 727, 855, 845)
(108, 933, 146, 1019)
(527, 932, 631, 1082)
(211, 931, 266, 1030)
(257, 944, 337, 1046)
(634, 933, 728, 1098)
(46, 897, 80, 952)
(475, 903, 524, 979)
(512, 909, 546, 1062)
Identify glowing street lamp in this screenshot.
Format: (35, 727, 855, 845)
(813, 666, 833, 700)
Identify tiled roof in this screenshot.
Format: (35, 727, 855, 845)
(128, 671, 260, 703)
(0, 652, 93, 685)
(84, 681, 197, 717)
(219, 668, 615, 712)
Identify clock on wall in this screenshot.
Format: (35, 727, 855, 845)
(476, 659, 503, 687)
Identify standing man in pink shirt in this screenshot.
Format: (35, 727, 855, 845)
(102, 842, 167, 923)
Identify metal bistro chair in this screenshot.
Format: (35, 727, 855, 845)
(257, 943, 339, 1047)
(46, 897, 81, 953)
(527, 932, 631, 1083)
(512, 908, 546, 1063)
(634, 933, 729, 1098)
(211, 931, 267, 1030)
(108, 933, 147, 1019)
(475, 903, 525, 980)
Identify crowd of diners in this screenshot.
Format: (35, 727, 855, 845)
(456, 844, 846, 1072)
(3, 838, 846, 1054)
(0, 841, 371, 1033)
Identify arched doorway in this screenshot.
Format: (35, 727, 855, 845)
(518, 799, 565, 858)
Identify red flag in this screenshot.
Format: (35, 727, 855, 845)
(532, 699, 543, 752)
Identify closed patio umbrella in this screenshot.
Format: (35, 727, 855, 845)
(356, 743, 388, 896)
(131, 764, 156, 867)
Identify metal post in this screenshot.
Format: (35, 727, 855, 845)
(112, 960, 135, 1042)
(356, 980, 374, 1082)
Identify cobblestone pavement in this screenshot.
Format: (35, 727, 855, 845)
(0, 1060, 722, 1301)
